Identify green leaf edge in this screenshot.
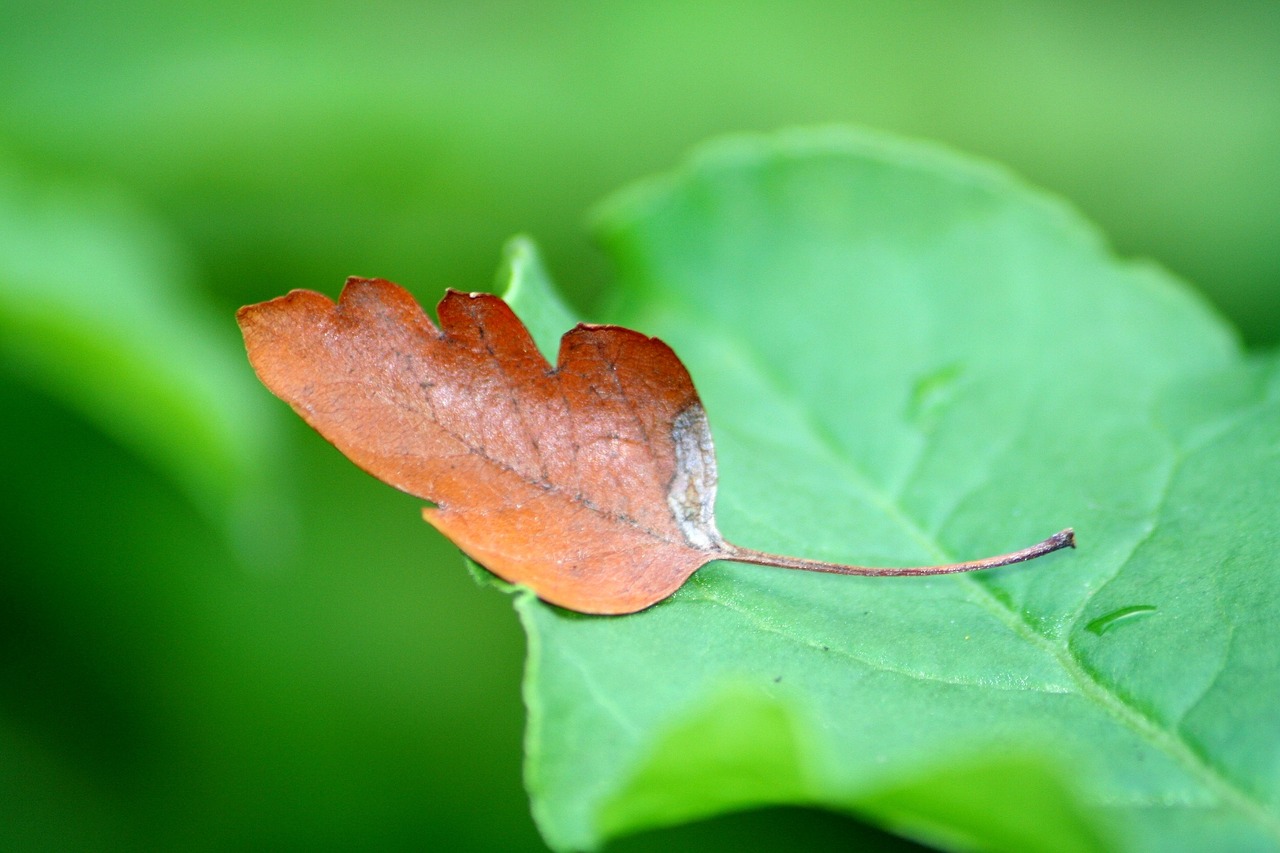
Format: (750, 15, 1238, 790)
(590, 126, 1239, 358)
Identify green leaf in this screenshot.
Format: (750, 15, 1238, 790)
(499, 235, 579, 363)
(502, 129, 1280, 852)
(0, 157, 283, 552)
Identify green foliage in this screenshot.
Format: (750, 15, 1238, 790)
(4, 5, 1280, 849)
(506, 130, 1280, 852)
(3, 2, 1280, 343)
(0, 158, 279, 543)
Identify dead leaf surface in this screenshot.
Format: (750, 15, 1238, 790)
(238, 279, 1070, 614)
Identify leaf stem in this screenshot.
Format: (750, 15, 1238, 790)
(723, 528, 1075, 577)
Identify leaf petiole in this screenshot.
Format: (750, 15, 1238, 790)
(722, 528, 1075, 577)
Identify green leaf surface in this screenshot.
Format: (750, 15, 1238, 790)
(0, 157, 282, 550)
(502, 130, 1280, 851)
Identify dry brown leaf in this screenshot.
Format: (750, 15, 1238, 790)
(237, 278, 1072, 614)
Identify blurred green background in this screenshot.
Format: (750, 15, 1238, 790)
(1, 2, 1277, 850)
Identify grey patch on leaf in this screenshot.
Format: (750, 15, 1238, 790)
(667, 404, 724, 550)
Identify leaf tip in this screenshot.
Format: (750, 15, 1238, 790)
(438, 287, 503, 313)
(235, 288, 333, 334)
(339, 276, 410, 305)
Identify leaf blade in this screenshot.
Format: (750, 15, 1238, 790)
(521, 129, 1279, 851)
(238, 279, 717, 613)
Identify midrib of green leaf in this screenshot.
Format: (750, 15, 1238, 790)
(700, 306, 1280, 841)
